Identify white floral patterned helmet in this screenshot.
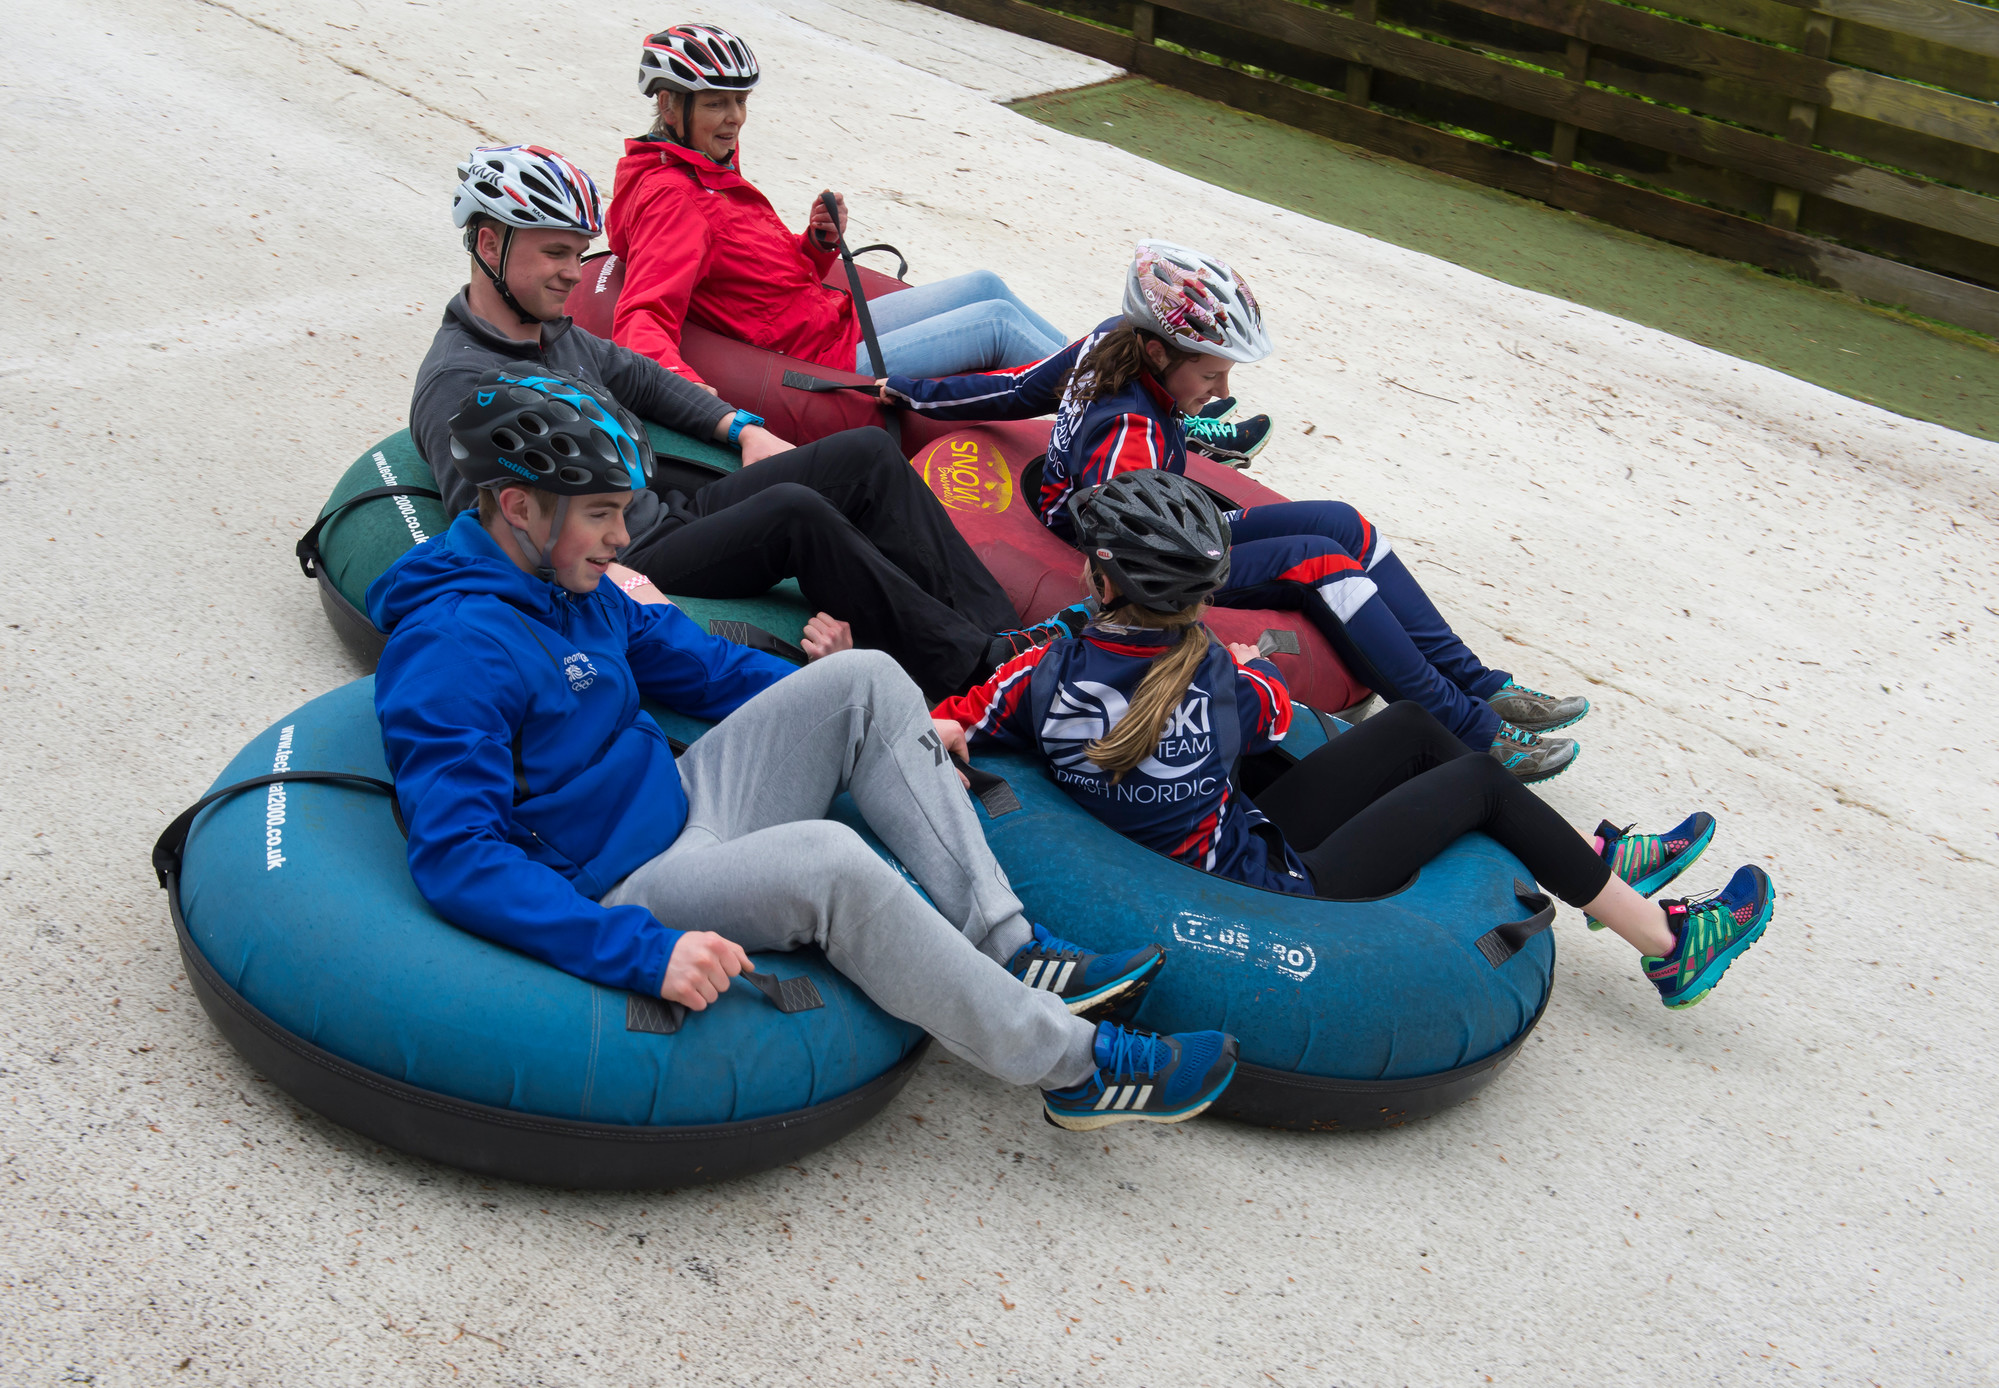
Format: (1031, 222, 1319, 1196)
(1122, 240, 1271, 363)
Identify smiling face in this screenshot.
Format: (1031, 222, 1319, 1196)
(660, 89, 751, 162)
(474, 223, 594, 322)
(494, 486, 635, 594)
(1144, 339, 1235, 415)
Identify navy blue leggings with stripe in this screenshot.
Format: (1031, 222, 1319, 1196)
(1216, 501, 1508, 746)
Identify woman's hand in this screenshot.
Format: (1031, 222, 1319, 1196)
(660, 931, 751, 1011)
(932, 718, 972, 789)
(808, 191, 848, 249)
(736, 425, 794, 466)
(801, 612, 854, 661)
(1227, 642, 1264, 665)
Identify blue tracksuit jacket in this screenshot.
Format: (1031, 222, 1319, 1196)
(366, 512, 794, 995)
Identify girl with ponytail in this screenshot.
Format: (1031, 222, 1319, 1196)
(932, 471, 1780, 1013)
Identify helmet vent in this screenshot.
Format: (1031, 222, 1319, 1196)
(491, 426, 525, 452)
(557, 466, 594, 487)
(515, 412, 549, 437)
(522, 449, 556, 475)
(549, 434, 580, 458)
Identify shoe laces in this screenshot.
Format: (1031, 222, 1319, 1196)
(1100, 1027, 1170, 1081)
(1182, 412, 1234, 441)
(1494, 722, 1542, 747)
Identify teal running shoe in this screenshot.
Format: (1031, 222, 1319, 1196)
(1006, 923, 1164, 1020)
(1585, 813, 1717, 928)
(1489, 722, 1578, 783)
(1043, 1023, 1238, 1131)
(1184, 410, 1271, 467)
(1645, 866, 1774, 1010)
(1486, 681, 1589, 732)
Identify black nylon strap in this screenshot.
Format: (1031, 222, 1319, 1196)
(624, 970, 824, 1036)
(295, 485, 443, 578)
(949, 752, 1022, 818)
(1472, 880, 1557, 967)
(780, 369, 877, 396)
(821, 192, 900, 450)
(152, 771, 401, 888)
(848, 243, 909, 280)
(1256, 628, 1303, 658)
(708, 619, 808, 667)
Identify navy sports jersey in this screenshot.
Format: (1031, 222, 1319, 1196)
(885, 316, 1187, 537)
(933, 623, 1312, 894)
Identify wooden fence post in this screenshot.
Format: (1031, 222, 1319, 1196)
(1770, 11, 1836, 231)
(1347, 0, 1377, 107)
(1550, 36, 1590, 167)
(1131, 0, 1156, 61)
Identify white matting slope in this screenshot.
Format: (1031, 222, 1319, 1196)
(2, 0, 1994, 1382)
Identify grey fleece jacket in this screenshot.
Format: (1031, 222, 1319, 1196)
(409, 289, 736, 540)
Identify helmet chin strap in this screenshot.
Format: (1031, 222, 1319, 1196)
(468, 224, 544, 330)
(503, 493, 571, 582)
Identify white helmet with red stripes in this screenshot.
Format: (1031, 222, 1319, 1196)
(1123, 241, 1271, 364)
(638, 23, 761, 97)
(452, 144, 604, 236)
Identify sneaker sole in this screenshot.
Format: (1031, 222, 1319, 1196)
(1660, 895, 1773, 1010)
(1064, 954, 1166, 1019)
(1042, 1060, 1238, 1131)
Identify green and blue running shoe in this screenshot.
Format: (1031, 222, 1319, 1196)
(1196, 396, 1238, 422)
(1644, 865, 1774, 1010)
(1043, 1022, 1239, 1131)
(1585, 813, 1717, 928)
(987, 598, 1100, 669)
(1184, 410, 1271, 467)
(1007, 923, 1164, 1020)
(1486, 681, 1590, 732)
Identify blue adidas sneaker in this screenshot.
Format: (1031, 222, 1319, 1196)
(1043, 1023, 1239, 1131)
(1007, 923, 1163, 1020)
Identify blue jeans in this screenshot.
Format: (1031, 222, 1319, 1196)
(857, 270, 1067, 378)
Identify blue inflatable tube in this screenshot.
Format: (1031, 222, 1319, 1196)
(155, 680, 929, 1190)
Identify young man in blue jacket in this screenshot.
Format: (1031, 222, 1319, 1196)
(365, 367, 1240, 1131)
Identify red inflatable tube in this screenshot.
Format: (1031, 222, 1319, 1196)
(564, 254, 1371, 713)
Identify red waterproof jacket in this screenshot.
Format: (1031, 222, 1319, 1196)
(606, 137, 861, 385)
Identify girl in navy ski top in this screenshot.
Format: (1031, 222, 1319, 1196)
(933, 470, 1781, 1013)
(889, 240, 1590, 782)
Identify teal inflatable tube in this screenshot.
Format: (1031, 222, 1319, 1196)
(157, 680, 929, 1189)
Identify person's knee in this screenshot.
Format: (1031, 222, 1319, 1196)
(959, 268, 1009, 301)
(802, 647, 919, 706)
(1377, 699, 1444, 737)
(785, 819, 907, 907)
(758, 482, 841, 530)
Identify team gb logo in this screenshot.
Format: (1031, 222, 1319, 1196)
(562, 651, 598, 693)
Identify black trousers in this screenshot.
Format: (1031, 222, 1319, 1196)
(622, 428, 1020, 699)
(1255, 701, 1613, 905)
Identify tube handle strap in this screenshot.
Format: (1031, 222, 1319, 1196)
(1473, 881, 1557, 967)
(152, 771, 401, 888)
(847, 243, 909, 280)
(625, 970, 827, 1037)
(708, 619, 808, 667)
(296, 486, 443, 578)
(948, 751, 1022, 819)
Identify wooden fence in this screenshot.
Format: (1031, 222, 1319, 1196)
(915, 0, 1999, 334)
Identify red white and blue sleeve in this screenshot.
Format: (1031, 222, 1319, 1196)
(1076, 412, 1171, 492)
(1234, 655, 1292, 754)
(881, 335, 1086, 422)
(930, 643, 1049, 749)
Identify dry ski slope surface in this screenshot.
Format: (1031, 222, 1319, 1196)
(3, 0, 1995, 1382)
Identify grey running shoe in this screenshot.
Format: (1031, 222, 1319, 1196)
(1486, 681, 1589, 732)
(1489, 722, 1579, 783)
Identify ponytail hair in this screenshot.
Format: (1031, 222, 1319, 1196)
(1084, 563, 1212, 781)
(1063, 322, 1200, 407)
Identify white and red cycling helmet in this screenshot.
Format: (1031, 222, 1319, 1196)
(638, 23, 761, 97)
(452, 145, 603, 327)
(1122, 240, 1271, 364)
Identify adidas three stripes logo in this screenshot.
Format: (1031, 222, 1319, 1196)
(1018, 959, 1077, 992)
(1093, 1083, 1155, 1112)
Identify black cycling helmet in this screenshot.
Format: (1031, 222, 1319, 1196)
(1069, 469, 1231, 614)
(449, 365, 654, 578)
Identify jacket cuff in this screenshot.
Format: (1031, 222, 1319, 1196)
(800, 230, 839, 274)
(641, 925, 687, 999)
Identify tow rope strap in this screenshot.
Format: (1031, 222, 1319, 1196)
(152, 771, 402, 888)
(950, 751, 1022, 819)
(821, 191, 900, 449)
(295, 485, 443, 578)
(708, 619, 808, 666)
(1472, 881, 1557, 967)
(625, 969, 827, 1036)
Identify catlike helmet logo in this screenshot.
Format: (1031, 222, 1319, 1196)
(477, 389, 496, 407)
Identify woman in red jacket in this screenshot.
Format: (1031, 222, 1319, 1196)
(609, 24, 1070, 389)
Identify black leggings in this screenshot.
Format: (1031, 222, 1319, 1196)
(621, 428, 1020, 700)
(1255, 701, 1613, 906)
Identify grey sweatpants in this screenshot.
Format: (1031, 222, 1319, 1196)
(601, 650, 1098, 1090)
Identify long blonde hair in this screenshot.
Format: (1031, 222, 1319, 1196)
(1084, 563, 1212, 781)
